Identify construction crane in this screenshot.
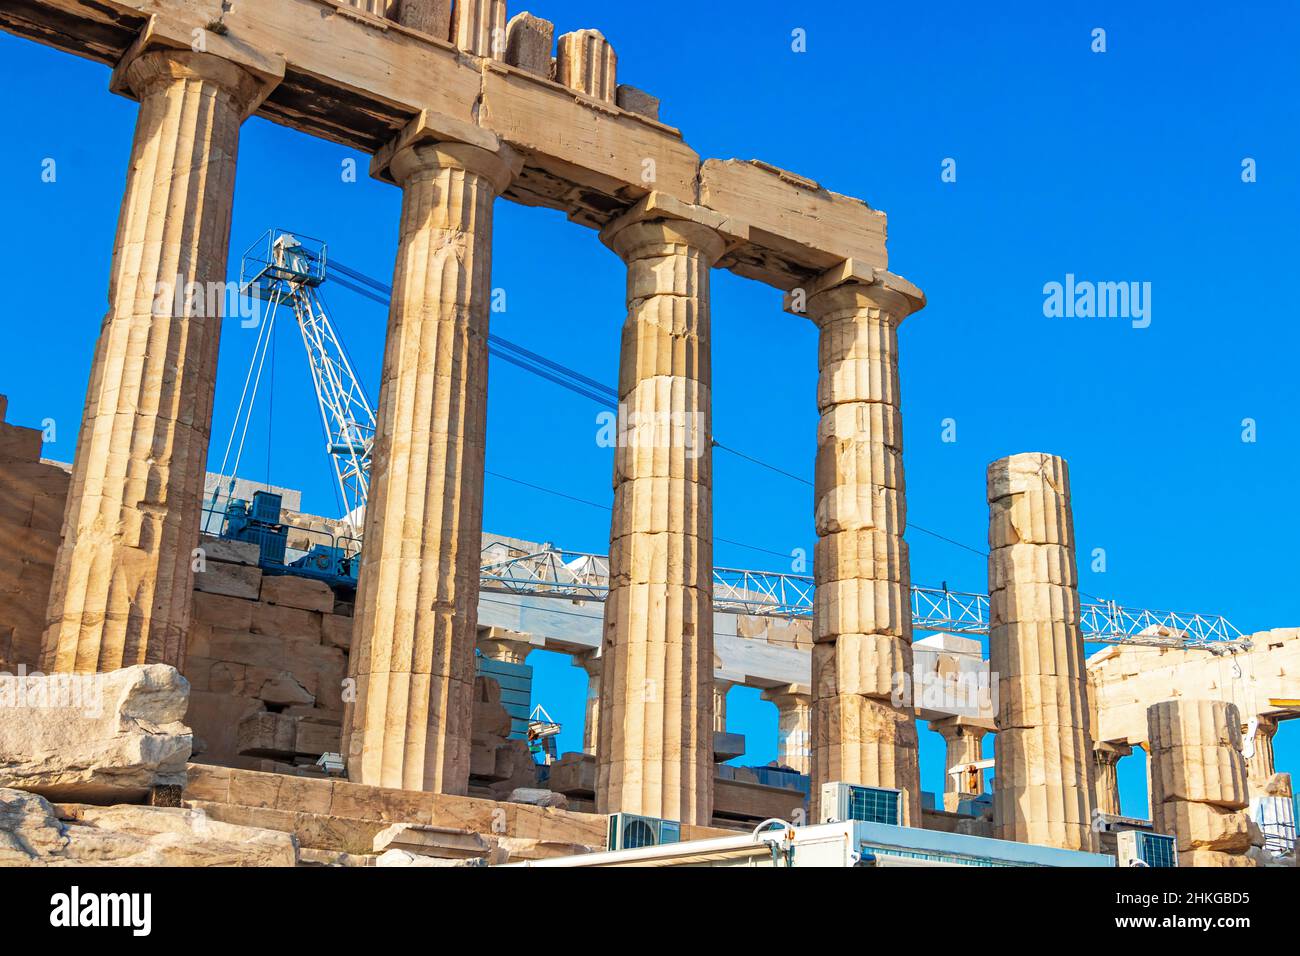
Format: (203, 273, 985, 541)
(208, 230, 377, 542)
(217, 240, 1251, 656)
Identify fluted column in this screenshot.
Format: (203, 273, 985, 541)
(1149, 700, 1257, 867)
(988, 453, 1098, 851)
(42, 50, 266, 674)
(477, 626, 533, 665)
(1094, 742, 1132, 817)
(1245, 714, 1279, 794)
(575, 651, 602, 755)
(1095, 743, 1131, 818)
(712, 679, 733, 734)
(343, 139, 519, 794)
(934, 717, 988, 812)
(801, 267, 925, 827)
(595, 200, 725, 826)
(762, 684, 813, 775)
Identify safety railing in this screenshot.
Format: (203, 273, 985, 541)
(477, 544, 1247, 649)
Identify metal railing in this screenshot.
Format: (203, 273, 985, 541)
(477, 544, 1248, 649)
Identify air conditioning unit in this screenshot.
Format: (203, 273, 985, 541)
(820, 782, 903, 826)
(1117, 830, 1178, 867)
(607, 813, 682, 851)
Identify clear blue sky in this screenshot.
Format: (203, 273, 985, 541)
(0, 0, 1295, 818)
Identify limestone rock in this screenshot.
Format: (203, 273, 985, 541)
(0, 665, 192, 803)
(394, 0, 451, 39)
(0, 788, 297, 866)
(508, 788, 568, 809)
(375, 848, 488, 867)
(372, 822, 494, 859)
(556, 29, 616, 101)
(259, 574, 335, 613)
(505, 12, 554, 76)
(616, 85, 660, 120)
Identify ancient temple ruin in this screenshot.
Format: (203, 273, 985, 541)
(0, 0, 1293, 867)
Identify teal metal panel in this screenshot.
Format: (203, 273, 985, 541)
(476, 655, 533, 741)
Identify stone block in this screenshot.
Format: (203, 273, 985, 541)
(556, 29, 616, 101)
(989, 491, 1073, 549)
(508, 788, 568, 809)
(194, 561, 262, 600)
(549, 752, 596, 797)
(812, 577, 911, 642)
(238, 712, 298, 759)
(373, 822, 493, 858)
(0, 664, 191, 803)
(505, 11, 554, 76)
(185, 691, 265, 766)
(990, 620, 1087, 679)
(815, 484, 905, 537)
(251, 601, 324, 643)
(814, 529, 908, 584)
(0, 788, 298, 866)
(259, 574, 335, 613)
(1156, 800, 1256, 853)
(990, 582, 1080, 627)
(616, 84, 660, 120)
(197, 535, 261, 567)
(988, 543, 1077, 591)
(321, 613, 353, 650)
(191, 590, 255, 631)
(813, 633, 911, 700)
(0, 423, 42, 463)
(987, 452, 1070, 503)
(395, 0, 451, 38)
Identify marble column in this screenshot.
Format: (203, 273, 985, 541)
(575, 650, 602, 756)
(1149, 699, 1257, 867)
(800, 266, 925, 827)
(988, 452, 1098, 851)
(42, 50, 267, 674)
(477, 626, 534, 665)
(762, 684, 813, 775)
(595, 198, 725, 826)
(1245, 714, 1279, 794)
(1095, 742, 1132, 818)
(452, 0, 507, 58)
(934, 717, 988, 812)
(344, 138, 519, 794)
(712, 679, 733, 734)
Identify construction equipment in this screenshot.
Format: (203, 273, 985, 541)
(526, 705, 562, 765)
(208, 230, 376, 545)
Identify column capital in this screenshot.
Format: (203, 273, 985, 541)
(476, 626, 537, 665)
(788, 258, 925, 325)
(1245, 714, 1280, 737)
(372, 110, 523, 192)
(110, 18, 285, 119)
(760, 683, 812, 707)
(573, 648, 603, 677)
(931, 715, 993, 742)
(600, 192, 746, 266)
(1095, 740, 1134, 763)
